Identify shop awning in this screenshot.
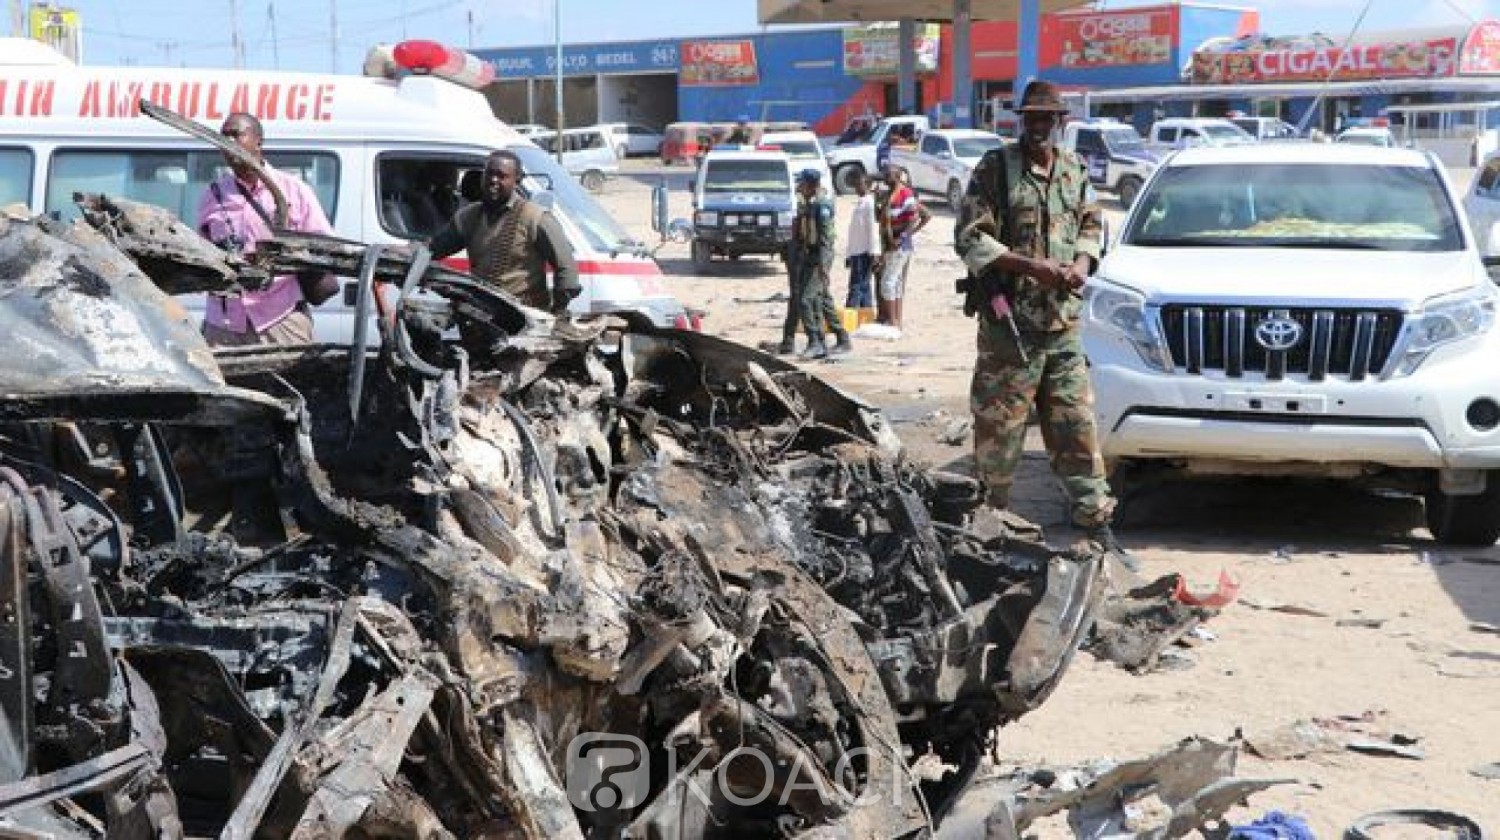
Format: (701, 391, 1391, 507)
(757, 0, 1090, 24)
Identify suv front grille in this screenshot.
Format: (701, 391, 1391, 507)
(722, 212, 774, 230)
(1159, 305, 1403, 381)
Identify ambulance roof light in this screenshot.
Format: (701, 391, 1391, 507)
(390, 40, 496, 90)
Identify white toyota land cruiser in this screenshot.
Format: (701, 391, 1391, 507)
(1084, 143, 1500, 544)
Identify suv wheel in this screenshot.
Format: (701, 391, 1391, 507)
(690, 239, 713, 271)
(1117, 176, 1142, 210)
(834, 164, 864, 196)
(1425, 472, 1500, 545)
(946, 178, 965, 209)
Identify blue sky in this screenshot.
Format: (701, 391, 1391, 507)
(34, 0, 1500, 73)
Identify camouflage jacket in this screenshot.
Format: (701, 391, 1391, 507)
(793, 191, 838, 265)
(953, 143, 1103, 332)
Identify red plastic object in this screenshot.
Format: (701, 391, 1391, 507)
(1172, 569, 1240, 608)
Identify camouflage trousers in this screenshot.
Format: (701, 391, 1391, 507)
(969, 323, 1115, 528)
(785, 251, 843, 343)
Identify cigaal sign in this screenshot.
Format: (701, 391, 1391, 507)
(1191, 38, 1459, 84)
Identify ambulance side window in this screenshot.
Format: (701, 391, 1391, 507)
(48, 149, 338, 227)
(0, 148, 32, 208)
(263, 152, 340, 223)
(376, 154, 484, 240)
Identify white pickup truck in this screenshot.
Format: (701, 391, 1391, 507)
(889, 129, 1003, 207)
(1146, 117, 1255, 152)
(825, 115, 931, 195)
(1057, 119, 1160, 209)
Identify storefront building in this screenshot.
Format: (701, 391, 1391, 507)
(472, 3, 1254, 134)
(474, 2, 1500, 159)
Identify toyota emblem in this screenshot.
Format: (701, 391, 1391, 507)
(1254, 316, 1303, 351)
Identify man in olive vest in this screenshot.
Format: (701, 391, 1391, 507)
(430, 150, 580, 314)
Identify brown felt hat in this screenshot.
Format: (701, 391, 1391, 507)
(1015, 79, 1069, 114)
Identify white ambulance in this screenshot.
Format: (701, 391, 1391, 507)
(0, 38, 697, 341)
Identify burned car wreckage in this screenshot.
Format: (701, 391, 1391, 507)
(0, 191, 1106, 838)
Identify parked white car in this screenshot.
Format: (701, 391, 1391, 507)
(1086, 143, 1500, 544)
(596, 122, 666, 158)
(759, 129, 832, 191)
(890, 128, 1002, 207)
(532, 127, 620, 192)
(1463, 148, 1500, 255)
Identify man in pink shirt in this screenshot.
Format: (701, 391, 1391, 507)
(196, 112, 334, 346)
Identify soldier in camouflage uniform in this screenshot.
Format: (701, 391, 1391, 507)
(786, 168, 852, 360)
(953, 80, 1129, 558)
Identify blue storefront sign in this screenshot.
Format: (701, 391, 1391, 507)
(475, 40, 681, 78)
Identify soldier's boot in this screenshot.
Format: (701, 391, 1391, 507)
(757, 336, 797, 355)
(801, 335, 828, 360)
(830, 331, 853, 355)
(1086, 524, 1142, 573)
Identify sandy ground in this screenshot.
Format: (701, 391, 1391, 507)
(595, 163, 1500, 838)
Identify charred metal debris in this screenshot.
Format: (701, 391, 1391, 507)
(0, 198, 1110, 838)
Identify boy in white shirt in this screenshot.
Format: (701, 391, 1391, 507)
(844, 173, 880, 320)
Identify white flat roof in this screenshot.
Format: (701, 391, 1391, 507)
(1068, 76, 1500, 104)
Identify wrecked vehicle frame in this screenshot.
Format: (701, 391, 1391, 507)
(0, 193, 1106, 838)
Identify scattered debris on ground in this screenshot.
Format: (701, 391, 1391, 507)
(982, 737, 1295, 839)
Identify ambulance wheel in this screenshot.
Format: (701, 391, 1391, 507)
(581, 170, 606, 192)
(691, 239, 713, 271)
(1117, 176, 1142, 210)
(834, 164, 864, 196)
(946, 178, 965, 209)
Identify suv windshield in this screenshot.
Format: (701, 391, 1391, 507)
(512, 145, 634, 252)
(953, 136, 1003, 158)
(1100, 128, 1147, 154)
(703, 159, 790, 193)
(1126, 162, 1462, 251)
(767, 140, 821, 160)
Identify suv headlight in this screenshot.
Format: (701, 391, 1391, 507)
(694, 211, 718, 227)
(1084, 281, 1172, 371)
(1394, 286, 1497, 375)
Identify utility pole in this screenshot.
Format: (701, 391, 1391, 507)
(268, 2, 279, 69)
(554, 0, 564, 163)
(9, 0, 22, 38)
(467, 8, 474, 49)
(329, 0, 338, 73)
(229, 0, 245, 68)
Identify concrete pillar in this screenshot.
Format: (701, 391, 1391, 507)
(952, 0, 971, 127)
(1017, 0, 1039, 99)
(898, 17, 917, 115)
